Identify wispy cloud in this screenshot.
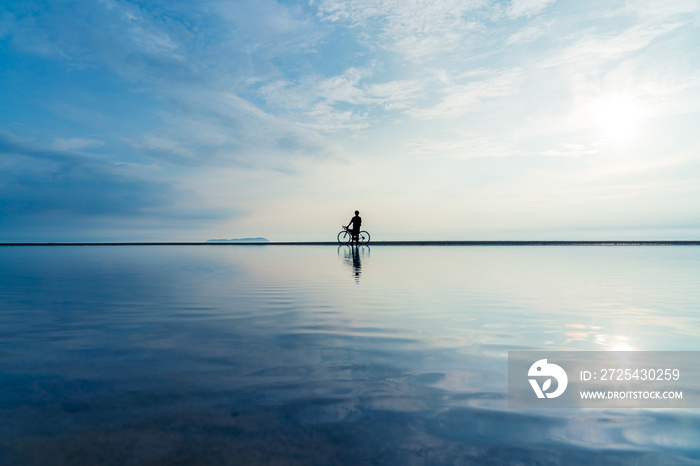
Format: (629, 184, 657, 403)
(506, 20, 554, 44)
(259, 67, 433, 131)
(407, 68, 523, 119)
(506, 0, 556, 19)
(405, 133, 524, 159)
(617, 0, 700, 21)
(314, 0, 488, 59)
(0, 132, 171, 217)
(52, 138, 104, 151)
(551, 22, 686, 66)
(539, 143, 600, 158)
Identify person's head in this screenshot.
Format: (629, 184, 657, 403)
(355, 210, 359, 215)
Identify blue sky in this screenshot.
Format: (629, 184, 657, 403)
(1, 0, 699, 241)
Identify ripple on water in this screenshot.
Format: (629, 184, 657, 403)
(2, 245, 700, 464)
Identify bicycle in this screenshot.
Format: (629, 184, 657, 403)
(337, 226, 370, 245)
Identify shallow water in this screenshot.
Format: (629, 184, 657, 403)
(1, 245, 699, 465)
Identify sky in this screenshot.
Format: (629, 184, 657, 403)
(1, 0, 699, 242)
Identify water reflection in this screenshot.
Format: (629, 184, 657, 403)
(1, 245, 700, 464)
(337, 244, 370, 284)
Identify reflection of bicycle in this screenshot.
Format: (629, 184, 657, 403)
(337, 226, 370, 244)
(338, 244, 370, 284)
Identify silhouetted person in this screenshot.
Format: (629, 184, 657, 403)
(346, 210, 362, 243)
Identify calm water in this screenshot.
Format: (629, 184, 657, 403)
(1, 245, 699, 465)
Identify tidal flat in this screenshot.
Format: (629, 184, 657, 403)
(1, 245, 699, 465)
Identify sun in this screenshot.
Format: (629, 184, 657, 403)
(592, 94, 641, 142)
(610, 342, 635, 352)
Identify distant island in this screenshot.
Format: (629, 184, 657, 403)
(207, 237, 269, 243)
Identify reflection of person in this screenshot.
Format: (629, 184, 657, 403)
(351, 246, 361, 283)
(337, 243, 368, 284)
(346, 210, 362, 242)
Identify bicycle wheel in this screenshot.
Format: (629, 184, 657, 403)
(358, 231, 370, 244)
(337, 230, 351, 244)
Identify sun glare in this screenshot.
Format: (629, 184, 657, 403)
(610, 342, 635, 352)
(592, 95, 641, 142)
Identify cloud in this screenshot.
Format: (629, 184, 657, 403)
(259, 64, 523, 132)
(131, 134, 201, 165)
(407, 68, 523, 119)
(506, 0, 555, 19)
(0, 1, 210, 108)
(506, 20, 554, 45)
(543, 2, 697, 70)
(257, 67, 418, 132)
(303, 102, 369, 132)
(0, 10, 17, 38)
(1, 0, 322, 89)
(313, 0, 488, 59)
(0, 0, 340, 167)
(312, 0, 559, 58)
(126, 85, 338, 167)
(404, 133, 524, 159)
(553, 22, 685, 66)
(52, 138, 104, 151)
(213, 0, 323, 58)
(0, 132, 171, 218)
(314, 67, 374, 104)
(253, 69, 376, 132)
(539, 143, 600, 158)
(618, 0, 700, 21)
(365, 78, 429, 110)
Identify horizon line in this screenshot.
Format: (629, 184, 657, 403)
(2, 241, 700, 246)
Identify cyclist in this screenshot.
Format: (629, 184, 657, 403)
(346, 210, 362, 243)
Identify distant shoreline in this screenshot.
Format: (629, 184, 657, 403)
(2, 241, 699, 246)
